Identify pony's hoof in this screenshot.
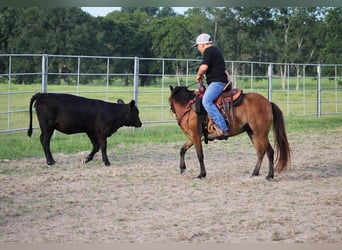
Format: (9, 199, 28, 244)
(180, 168, 186, 175)
(196, 174, 206, 179)
(266, 175, 274, 181)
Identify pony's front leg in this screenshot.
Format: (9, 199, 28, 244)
(192, 136, 206, 179)
(180, 139, 193, 174)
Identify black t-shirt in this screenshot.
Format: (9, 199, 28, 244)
(202, 46, 227, 85)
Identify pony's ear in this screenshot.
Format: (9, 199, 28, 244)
(170, 85, 173, 91)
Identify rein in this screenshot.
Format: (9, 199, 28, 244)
(169, 85, 199, 126)
(176, 97, 196, 126)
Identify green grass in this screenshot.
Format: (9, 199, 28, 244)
(285, 115, 342, 131)
(0, 124, 185, 160)
(0, 115, 341, 161)
(0, 78, 341, 161)
(1, 77, 341, 130)
(0, 83, 176, 130)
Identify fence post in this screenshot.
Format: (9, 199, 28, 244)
(133, 57, 139, 104)
(133, 57, 139, 131)
(268, 63, 273, 102)
(317, 64, 322, 118)
(41, 54, 48, 93)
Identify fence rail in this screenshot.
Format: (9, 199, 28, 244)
(1, 54, 341, 133)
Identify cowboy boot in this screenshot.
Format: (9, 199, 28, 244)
(207, 124, 229, 140)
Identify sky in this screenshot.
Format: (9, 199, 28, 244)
(82, 7, 188, 17)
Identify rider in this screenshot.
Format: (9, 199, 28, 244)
(194, 33, 229, 140)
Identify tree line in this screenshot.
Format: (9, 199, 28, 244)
(0, 7, 341, 85)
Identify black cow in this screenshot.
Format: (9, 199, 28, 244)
(28, 93, 142, 166)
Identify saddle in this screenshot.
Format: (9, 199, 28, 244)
(195, 82, 244, 143)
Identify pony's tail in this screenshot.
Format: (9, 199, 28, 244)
(271, 103, 291, 173)
(28, 93, 39, 137)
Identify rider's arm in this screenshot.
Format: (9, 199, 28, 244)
(196, 64, 208, 83)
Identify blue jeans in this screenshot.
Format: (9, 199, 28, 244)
(202, 82, 228, 132)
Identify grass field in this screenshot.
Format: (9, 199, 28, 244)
(1, 77, 341, 130)
(0, 78, 341, 161)
(0, 115, 341, 161)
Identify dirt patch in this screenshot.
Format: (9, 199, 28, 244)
(0, 128, 341, 243)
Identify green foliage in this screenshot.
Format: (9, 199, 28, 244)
(0, 7, 342, 86)
(1, 7, 341, 62)
(323, 8, 342, 64)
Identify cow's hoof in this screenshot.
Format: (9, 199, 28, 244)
(47, 160, 55, 165)
(83, 157, 93, 164)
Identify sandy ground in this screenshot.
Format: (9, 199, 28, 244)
(0, 128, 341, 243)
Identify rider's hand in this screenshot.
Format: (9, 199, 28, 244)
(196, 74, 204, 83)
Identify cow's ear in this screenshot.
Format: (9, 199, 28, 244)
(129, 100, 136, 107)
(170, 85, 173, 91)
(117, 99, 125, 104)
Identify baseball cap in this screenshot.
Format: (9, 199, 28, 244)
(193, 33, 212, 47)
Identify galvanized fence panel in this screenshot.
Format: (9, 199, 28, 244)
(1, 54, 341, 133)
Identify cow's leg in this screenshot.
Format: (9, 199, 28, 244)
(40, 129, 55, 165)
(84, 133, 100, 164)
(98, 136, 110, 166)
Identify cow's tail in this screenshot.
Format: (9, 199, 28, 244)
(28, 93, 40, 137)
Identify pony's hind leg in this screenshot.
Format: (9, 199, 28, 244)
(247, 130, 273, 179)
(265, 143, 275, 180)
(251, 138, 275, 180)
(251, 150, 265, 177)
(246, 130, 263, 177)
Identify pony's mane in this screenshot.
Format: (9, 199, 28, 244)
(169, 86, 196, 106)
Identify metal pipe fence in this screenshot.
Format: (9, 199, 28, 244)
(1, 54, 341, 133)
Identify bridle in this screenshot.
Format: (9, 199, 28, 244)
(170, 96, 197, 126)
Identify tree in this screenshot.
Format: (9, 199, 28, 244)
(323, 7, 342, 64)
(156, 7, 177, 18)
(106, 10, 154, 85)
(121, 7, 159, 17)
(149, 16, 193, 84)
(286, 8, 327, 90)
(1, 7, 340, 86)
(238, 8, 275, 62)
(0, 7, 19, 53)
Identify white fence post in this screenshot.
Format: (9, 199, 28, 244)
(133, 57, 139, 105)
(133, 57, 139, 131)
(317, 64, 322, 118)
(268, 63, 273, 102)
(41, 54, 48, 93)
